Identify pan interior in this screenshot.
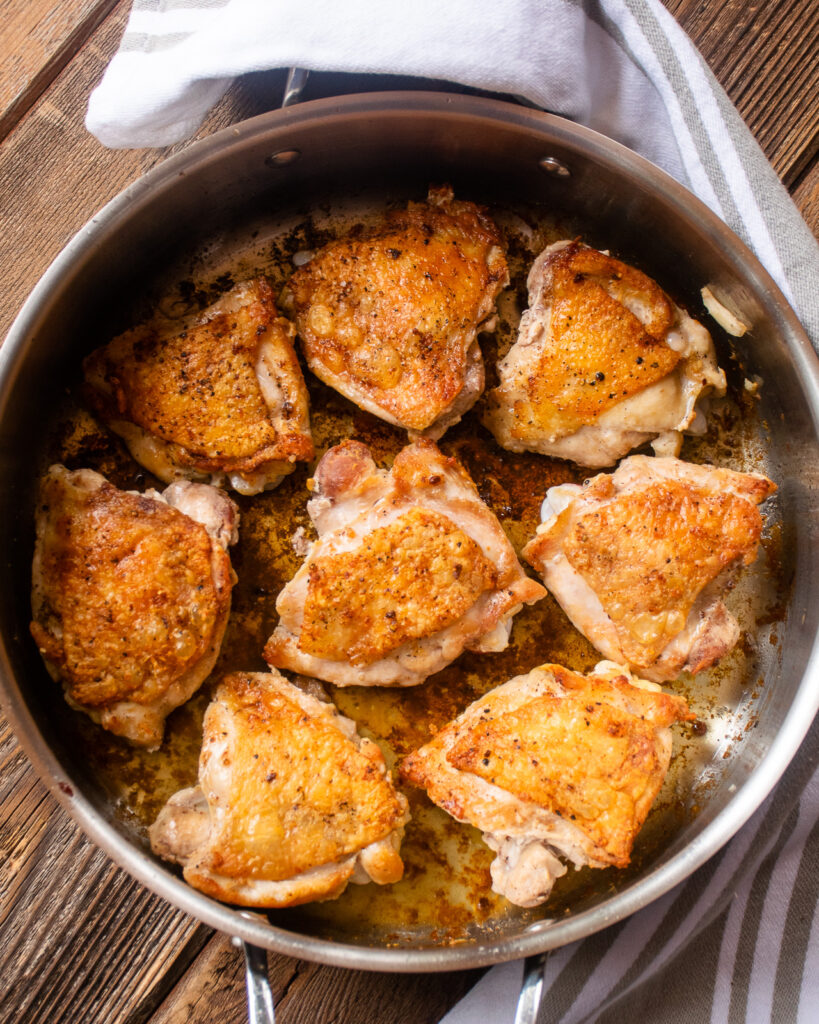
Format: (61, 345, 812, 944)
(26, 184, 787, 948)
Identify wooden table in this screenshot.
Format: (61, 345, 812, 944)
(1, 2, 817, 1021)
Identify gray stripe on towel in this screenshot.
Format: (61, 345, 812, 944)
(132, 0, 229, 11)
(771, 813, 819, 1023)
(727, 801, 802, 1024)
(536, 919, 630, 1024)
(119, 31, 193, 54)
(596, 908, 731, 1024)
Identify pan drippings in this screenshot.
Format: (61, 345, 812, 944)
(41, 193, 786, 946)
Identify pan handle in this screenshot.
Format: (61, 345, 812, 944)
(282, 67, 310, 107)
(514, 952, 549, 1024)
(236, 939, 277, 1024)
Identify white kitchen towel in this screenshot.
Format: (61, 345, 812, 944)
(85, 2, 819, 1022)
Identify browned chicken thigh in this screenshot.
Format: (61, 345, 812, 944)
(264, 439, 545, 687)
(150, 670, 410, 907)
(84, 278, 313, 495)
(523, 455, 776, 682)
(484, 240, 726, 466)
(401, 661, 692, 907)
(282, 186, 508, 439)
(30, 465, 238, 748)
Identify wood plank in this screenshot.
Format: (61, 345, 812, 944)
(0, 0, 120, 141)
(665, 0, 819, 186)
(0, 5, 289, 345)
(149, 933, 482, 1024)
(0, 720, 213, 1024)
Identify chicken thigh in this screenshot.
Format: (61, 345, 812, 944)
(84, 278, 314, 495)
(282, 186, 508, 439)
(484, 240, 726, 466)
(150, 670, 410, 907)
(264, 439, 545, 687)
(400, 661, 692, 907)
(523, 455, 776, 682)
(30, 465, 238, 748)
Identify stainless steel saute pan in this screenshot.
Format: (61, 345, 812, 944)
(1, 92, 818, 1012)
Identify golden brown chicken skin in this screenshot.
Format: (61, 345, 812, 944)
(484, 240, 725, 466)
(299, 507, 498, 666)
(283, 186, 509, 439)
(264, 439, 545, 687)
(150, 671, 410, 907)
(401, 661, 693, 907)
(523, 456, 777, 681)
(84, 278, 313, 494)
(30, 466, 238, 748)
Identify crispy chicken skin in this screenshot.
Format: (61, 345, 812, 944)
(400, 661, 692, 907)
(484, 240, 726, 466)
(264, 439, 545, 687)
(150, 670, 410, 907)
(84, 278, 314, 495)
(523, 456, 776, 682)
(30, 466, 238, 748)
(282, 186, 509, 439)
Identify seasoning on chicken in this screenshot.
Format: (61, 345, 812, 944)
(400, 661, 693, 907)
(264, 439, 545, 687)
(483, 240, 726, 467)
(30, 465, 238, 748)
(282, 186, 509, 440)
(523, 455, 776, 682)
(84, 278, 313, 495)
(150, 670, 410, 907)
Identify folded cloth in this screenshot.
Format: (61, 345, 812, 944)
(86, 2, 819, 1021)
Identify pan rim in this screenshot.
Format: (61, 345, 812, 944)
(2, 90, 818, 972)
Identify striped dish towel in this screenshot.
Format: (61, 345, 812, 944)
(85, 2, 819, 1021)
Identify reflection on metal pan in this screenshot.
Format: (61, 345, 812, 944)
(1, 93, 818, 975)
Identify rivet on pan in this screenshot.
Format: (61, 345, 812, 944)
(539, 156, 571, 177)
(266, 149, 301, 167)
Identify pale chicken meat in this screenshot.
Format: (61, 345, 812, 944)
(84, 278, 314, 495)
(484, 240, 726, 466)
(150, 670, 410, 907)
(282, 186, 509, 440)
(30, 465, 238, 748)
(400, 661, 693, 907)
(264, 439, 545, 686)
(523, 455, 776, 682)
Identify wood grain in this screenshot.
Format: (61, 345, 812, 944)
(149, 934, 480, 1024)
(0, 0, 119, 140)
(0, 719, 211, 1024)
(0, 8, 290, 343)
(665, 0, 819, 187)
(0, 1, 816, 1023)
